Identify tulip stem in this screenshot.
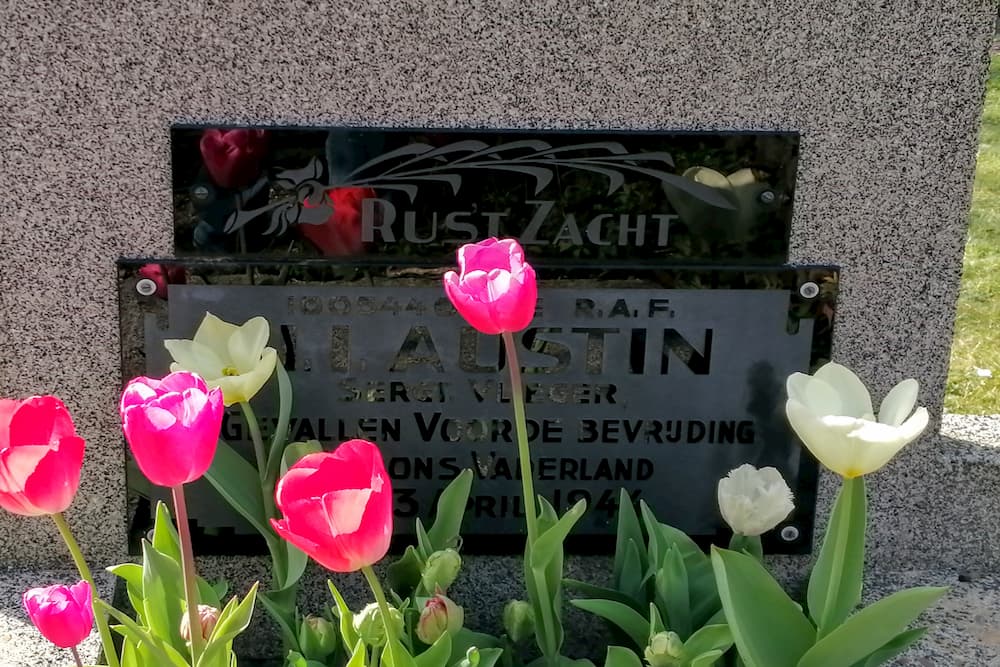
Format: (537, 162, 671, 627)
(501, 332, 539, 547)
(171, 485, 204, 665)
(361, 566, 402, 664)
(51, 513, 120, 667)
(71, 646, 84, 667)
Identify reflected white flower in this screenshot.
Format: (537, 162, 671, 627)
(785, 362, 929, 478)
(717, 464, 794, 536)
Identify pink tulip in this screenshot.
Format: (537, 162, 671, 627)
(0, 396, 85, 516)
(23, 581, 94, 648)
(271, 439, 392, 572)
(443, 238, 538, 334)
(199, 129, 268, 189)
(119, 372, 224, 487)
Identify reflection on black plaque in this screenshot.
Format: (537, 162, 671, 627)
(172, 127, 798, 264)
(118, 261, 836, 556)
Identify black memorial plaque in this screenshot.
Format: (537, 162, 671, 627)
(118, 260, 836, 555)
(172, 127, 799, 264)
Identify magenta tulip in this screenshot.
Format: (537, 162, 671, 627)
(0, 396, 85, 516)
(443, 238, 538, 334)
(23, 581, 94, 648)
(271, 439, 392, 572)
(119, 372, 224, 487)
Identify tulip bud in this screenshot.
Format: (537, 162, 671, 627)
(180, 605, 220, 642)
(298, 615, 338, 660)
(353, 602, 404, 647)
(416, 594, 464, 644)
(644, 631, 685, 667)
(421, 548, 462, 593)
(502, 600, 535, 644)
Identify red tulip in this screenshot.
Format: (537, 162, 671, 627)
(137, 264, 187, 299)
(199, 129, 268, 189)
(23, 581, 94, 648)
(271, 439, 392, 572)
(0, 397, 85, 516)
(299, 187, 375, 256)
(119, 372, 224, 487)
(443, 238, 538, 334)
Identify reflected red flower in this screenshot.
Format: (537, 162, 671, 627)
(299, 187, 375, 257)
(199, 129, 268, 189)
(137, 264, 186, 300)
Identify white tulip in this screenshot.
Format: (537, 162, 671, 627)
(717, 464, 794, 536)
(785, 362, 929, 478)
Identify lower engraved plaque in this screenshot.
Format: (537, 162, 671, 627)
(118, 261, 836, 555)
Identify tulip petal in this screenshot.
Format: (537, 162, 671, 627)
(8, 397, 76, 448)
(878, 378, 919, 426)
(119, 380, 159, 412)
(787, 374, 843, 416)
(786, 400, 858, 477)
(0, 399, 19, 450)
(844, 420, 908, 477)
(897, 406, 929, 442)
(193, 312, 240, 354)
(229, 317, 272, 372)
(22, 436, 84, 514)
(166, 340, 226, 379)
(814, 363, 874, 419)
(156, 371, 210, 395)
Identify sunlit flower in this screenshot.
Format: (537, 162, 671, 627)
(785, 362, 929, 478)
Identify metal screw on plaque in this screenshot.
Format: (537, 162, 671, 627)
(759, 190, 775, 204)
(780, 525, 800, 542)
(192, 185, 211, 201)
(146, 528, 155, 541)
(799, 282, 820, 299)
(136, 278, 158, 297)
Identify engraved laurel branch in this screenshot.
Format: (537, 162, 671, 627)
(223, 139, 736, 236)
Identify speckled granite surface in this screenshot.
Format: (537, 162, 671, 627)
(1, 0, 999, 663)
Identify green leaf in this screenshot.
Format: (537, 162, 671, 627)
(258, 588, 301, 653)
(658, 547, 691, 639)
(797, 587, 946, 667)
(563, 579, 644, 613)
(267, 361, 295, 482)
(97, 600, 189, 667)
(569, 599, 648, 648)
(859, 628, 927, 667)
(689, 650, 725, 667)
(388, 545, 426, 598)
(141, 541, 186, 655)
(807, 476, 866, 636)
(619, 540, 646, 604)
(108, 563, 147, 625)
(152, 501, 182, 563)
(614, 489, 646, 588)
(416, 519, 434, 562)
(381, 636, 418, 667)
(648, 603, 665, 636)
(199, 582, 259, 667)
(711, 547, 815, 667)
(427, 469, 474, 551)
(328, 580, 360, 648)
(415, 631, 452, 667)
(346, 639, 368, 667)
(604, 646, 643, 667)
(683, 624, 733, 658)
(530, 500, 587, 571)
(282, 540, 310, 590)
(345, 639, 368, 667)
(204, 439, 272, 537)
